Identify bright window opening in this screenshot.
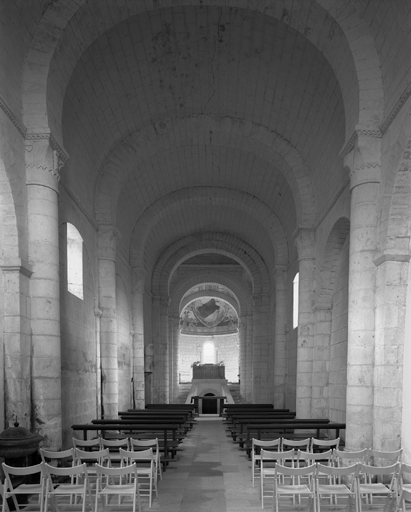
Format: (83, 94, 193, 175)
(202, 341, 216, 363)
(293, 272, 299, 329)
(67, 223, 83, 300)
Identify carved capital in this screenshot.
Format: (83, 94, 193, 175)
(274, 265, 287, 288)
(160, 297, 170, 314)
(98, 224, 119, 261)
(293, 227, 315, 260)
(348, 127, 382, 190)
(25, 138, 60, 191)
(132, 267, 146, 293)
(94, 308, 103, 318)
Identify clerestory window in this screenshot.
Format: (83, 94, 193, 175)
(293, 272, 299, 329)
(67, 223, 83, 300)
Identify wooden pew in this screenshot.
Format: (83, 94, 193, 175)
(226, 413, 298, 440)
(145, 404, 197, 416)
(243, 421, 346, 458)
(92, 416, 191, 435)
(72, 423, 181, 470)
(119, 411, 196, 430)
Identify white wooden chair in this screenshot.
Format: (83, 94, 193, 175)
(357, 462, 400, 512)
(94, 463, 141, 512)
(129, 437, 162, 482)
(316, 463, 359, 512)
(260, 448, 296, 508)
(273, 463, 317, 512)
(1, 462, 46, 512)
(251, 438, 281, 487)
(43, 462, 93, 512)
(120, 447, 157, 507)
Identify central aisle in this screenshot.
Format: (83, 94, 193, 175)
(152, 416, 261, 511)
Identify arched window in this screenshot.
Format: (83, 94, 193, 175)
(67, 223, 83, 300)
(202, 340, 216, 364)
(293, 272, 299, 329)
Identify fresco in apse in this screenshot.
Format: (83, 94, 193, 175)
(180, 298, 238, 334)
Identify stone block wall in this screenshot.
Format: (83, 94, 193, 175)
(116, 276, 132, 412)
(329, 239, 349, 427)
(179, 333, 239, 383)
(60, 223, 97, 448)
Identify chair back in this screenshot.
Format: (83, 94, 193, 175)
(368, 448, 402, 466)
(274, 462, 316, 479)
(129, 438, 159, 450)
(73, 437, 101, 450)
(317, 462, 358, 478)
(44, 462, 89, 484)
(281, 438, 311, 451)
(120, 447, 154, 465)
(311, 437, 340, 452)
(334, 448, 368, 466)
(94, 462, 138, 479)
(251, 438, 281, 459)
(75, 447, 110, 466)
(100, 438, 130, 450)
(40, 447, 75, 465)
(399, 486, 411, 512)
(298, 449, 333, 466)
(358, 462, 400, 479)
(2, 462, 45, 488)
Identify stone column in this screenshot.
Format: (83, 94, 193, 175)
(373, 255, 408, 450)
(98, 225, 118, 419)
(312, 305, 332, 418)
(274, 266, 287, 408)
(294, 228, 316, 419)
(245, 314, 253, 403)
(131, 267, 145, 409)
(2, 261, 33, 428)
(239, 316, 247, 400)
(26, 138, 62, 448)
(345, 131, 381, 450)
(94, 305, 102, 418)
(170, 316, 180, 403)
(152, 296, 169, 402)
(252, 294, 262, 402)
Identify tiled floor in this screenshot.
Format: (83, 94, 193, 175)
(151, 415, 261, 512)
(149, 417, 400, 512)
(27, 417, 401, 511)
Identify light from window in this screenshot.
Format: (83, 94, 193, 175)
(203, 341, 216, 363)
(293, 272, 299, 329)
(67, 223, 83, 300)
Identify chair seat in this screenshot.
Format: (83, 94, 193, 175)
(317, 483, 356, 495)
(276, 483, 313, 494)
(358, 483, 396, 495)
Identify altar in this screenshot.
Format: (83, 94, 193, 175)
(192, 363, 225, 380)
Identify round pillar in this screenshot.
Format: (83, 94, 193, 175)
(98, 225, 118, 419)
(26, 138, 62, 448)
(132, 268, 146, 409)
(274, 266, 287, 408)
(294, 228, 316, 419)
(346, 131, 381, 449)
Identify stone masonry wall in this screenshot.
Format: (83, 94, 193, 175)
(179, 333, 239, 383)
(329, 238, 349, 429)
(60, 224, 97, 448)
(116, 276, 132, 412)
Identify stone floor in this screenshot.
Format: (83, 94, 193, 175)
(24, 416, 405, 511)
(151, 416, 261, 512)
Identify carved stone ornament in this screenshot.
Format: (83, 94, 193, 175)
(25, 138, 61, 189)
(293, 228, 315, 260)
(132, 268, 146, 293)
(98, 225, 118, 261)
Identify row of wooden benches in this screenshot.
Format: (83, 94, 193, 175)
(222, 404, 346, 458)
(71, 404, 198, 470)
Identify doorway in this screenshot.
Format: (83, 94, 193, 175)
(202, 392, 217, 414)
